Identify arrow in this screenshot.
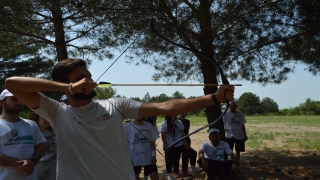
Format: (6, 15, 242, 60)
(97, 82, 242, 88)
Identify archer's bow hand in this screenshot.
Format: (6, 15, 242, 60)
(215, 86, 234, 103)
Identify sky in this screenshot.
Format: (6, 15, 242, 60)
(88, 57, 319, 110)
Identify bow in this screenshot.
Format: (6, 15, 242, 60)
(149, 21, 231, 150)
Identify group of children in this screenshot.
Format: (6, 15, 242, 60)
(123, 103, 248, 180)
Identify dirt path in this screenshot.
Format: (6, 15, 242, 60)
(148, 126, 320, 180)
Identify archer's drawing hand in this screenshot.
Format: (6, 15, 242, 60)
(71, 78, 97, 95)
(215, 86, 234, 103)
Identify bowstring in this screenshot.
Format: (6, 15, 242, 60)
(94, 24, 165, 158)
(149, 20, 231, 150)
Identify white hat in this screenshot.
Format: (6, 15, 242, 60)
(60, 95, 68, 101)
(0, 89, 14, 100)
(208, 128, 220, 134)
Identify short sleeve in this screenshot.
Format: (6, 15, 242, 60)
(160, 121, 167, 133)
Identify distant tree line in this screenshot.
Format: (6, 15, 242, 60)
(95, 87, 320, 116)
(237, 92, 320, 116)
(10, 87, 318, 118)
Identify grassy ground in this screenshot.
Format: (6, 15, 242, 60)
(157, 115, 320, 151)
(155, 115, 320, 179)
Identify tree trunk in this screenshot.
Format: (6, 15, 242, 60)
(51, 0, 68, 61)
(199, 0, 226, 140)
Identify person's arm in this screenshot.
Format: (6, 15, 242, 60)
(5, 77, 97, 109)
(242, 124, 248, 141)
(151, 141, 157, 164)
(182, 131, 189, 149)
(161, 132, 168, 150)
(17, 142, 45, 175)
(138, 86, 234, 117)
(0, 154, 19, 167)
(228, 152, 239, 171)
(198, 151, 208, 170)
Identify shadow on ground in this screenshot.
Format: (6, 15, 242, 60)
(157, 149, 320, 180)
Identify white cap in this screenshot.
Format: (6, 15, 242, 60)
(60, 95, 68, 101)
(208, 128, 220, 134)
(0, 89, 14, 100)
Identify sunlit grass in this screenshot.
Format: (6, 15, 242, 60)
(181, 115, 320, 152)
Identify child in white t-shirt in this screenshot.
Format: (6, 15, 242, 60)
(160, 115, 192, 179)
(198, 128, 239, 180)
(124, 118, 160, 180)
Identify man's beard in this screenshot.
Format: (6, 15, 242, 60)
(72, 90, 97, 100)
(3, 104, 23, 115)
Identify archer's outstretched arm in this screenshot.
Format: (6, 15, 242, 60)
(139, 86, 234, 117)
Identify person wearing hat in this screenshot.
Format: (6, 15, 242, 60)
(223, 100, 248, 164)
(0, 89, 46, 180)
(197, 128, 239, 180)
(4, 58, 234, 180)
(59, 95, 69, 105)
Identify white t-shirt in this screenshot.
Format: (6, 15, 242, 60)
(0, 118, 46, 180)
(124, 121, 159, 166)
(223, 112, 247, 139)
(160, 119, 184, 147)
(39, 130, 56, 161)
(32, 94, 142, 180)
(199, 141, 232, 161)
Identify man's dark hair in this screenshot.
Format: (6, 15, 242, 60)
(51, 59, 87, 82)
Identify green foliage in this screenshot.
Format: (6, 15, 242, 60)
(261, 97, 279, 114)
(142, 92, 151, 102)
(171, 91, 185, 99)
(237, 92, 262, 115)
(130, 97, 142, 102)
(278, 99, 320, 115)
(93, 87, 117, 99)
(149, 93, 171, 102)
(278, 0, 320, 75)
(107, 0, 320, 86)
(0, 0, 124, 89)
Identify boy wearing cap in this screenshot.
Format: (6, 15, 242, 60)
(198, 128, 238, 180)
(223, 100, 248, 164)
(0, 89, 46, 180)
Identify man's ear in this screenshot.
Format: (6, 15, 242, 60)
(0, 100, 4, 106)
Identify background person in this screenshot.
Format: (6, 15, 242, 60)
(29, 112, 57, 180)
(160, 115, 191, 180)
(223, 100, 248, 164)
(5, 58, 234, 180)
(178, 112, 198, 175)
(198, 128, 239, 180)
(0, 89, 46, 180)
(124, 117, 159, 180)
(142, 116, 159, 180)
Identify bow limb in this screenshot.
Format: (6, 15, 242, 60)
(150, 21, 231, 150)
